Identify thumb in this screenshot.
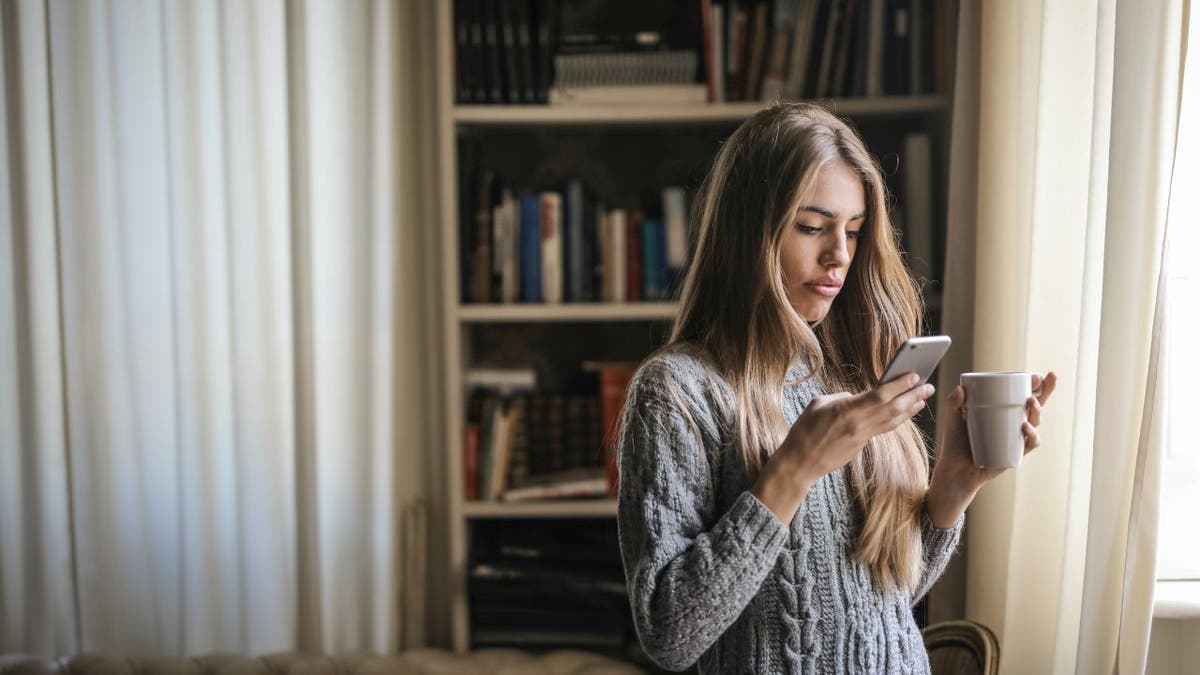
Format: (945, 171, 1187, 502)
(806, 391, 852, 411)
(948, 385, 965, 406)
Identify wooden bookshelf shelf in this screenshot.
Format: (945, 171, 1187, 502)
(453, 96, 950, 125)
(457, 302, 678, 323)
(463, 499, 619, 519)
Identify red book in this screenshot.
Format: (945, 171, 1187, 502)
(463, 424, 480, 500)
(594, 363, 637, 496)
(626, 210, 644, 303)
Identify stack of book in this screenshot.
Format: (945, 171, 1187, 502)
(455, 0, 555, 104)
(468, 518, 630, 655)
(464, 361, 641, 503)
(705, 0, 955, 102)
(462, 171, 691, 305)
(455, 0, 956, 106)
(455, 1, 709, 105)
(464, 368, 610, 503)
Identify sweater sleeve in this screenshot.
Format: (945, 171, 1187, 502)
(616, 364, 789, 671)
(911, 509, 964, 604)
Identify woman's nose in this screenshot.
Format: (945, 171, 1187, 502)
(822, 236, 851, 266)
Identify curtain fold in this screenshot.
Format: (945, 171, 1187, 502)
(0, 0, 76, 654)
(937, 0, 1187, 672)
(0, 0, 435, 656)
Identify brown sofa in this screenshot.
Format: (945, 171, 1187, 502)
(0, 650, 645, 675)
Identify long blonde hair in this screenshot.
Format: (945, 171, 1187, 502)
(670, 103, 928, 591)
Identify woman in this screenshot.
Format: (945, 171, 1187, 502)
(616, 103, 1057, 673)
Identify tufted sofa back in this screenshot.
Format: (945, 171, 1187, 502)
(0, 650, 645, 675)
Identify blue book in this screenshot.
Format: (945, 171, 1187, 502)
(519, 194, 542, 302)
(642, 218, 667, 300)
(564, 180, 585, 302)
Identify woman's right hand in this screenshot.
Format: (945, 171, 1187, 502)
(751, 373, 935, 523)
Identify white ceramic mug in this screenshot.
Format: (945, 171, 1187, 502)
(960, 372, 1033, 469)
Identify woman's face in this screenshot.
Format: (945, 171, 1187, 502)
(779, 160, 866, 322)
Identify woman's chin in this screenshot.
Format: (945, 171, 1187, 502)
(793, 302, 831, 324)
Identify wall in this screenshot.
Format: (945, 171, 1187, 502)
(1145, 618, 1200, 674)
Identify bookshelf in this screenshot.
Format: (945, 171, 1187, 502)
(457, 302, 678, 323)
(453, 95, 948, 124)
(463, 499, 619, 519)
(434, 0, 959, 660)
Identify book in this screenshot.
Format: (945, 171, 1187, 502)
(540, 191, 563, 303)
(591, 198, 605, 301)
(760, 0, 799, 102)
(743, 0, 770, 100)
(492, 188, 519, 303)
(884, 0, 911, 94)
(501, 468, 610, 502)
(701, 0, 718, 101)
(463, 422, 481, 500)
(783, 0, 820, 100)
(583, 361, 638, 494)
(909, 0, 924, 94)
(454, 0, 473, 102)
(564, 180, 586, 301)
(831, 0, 860, 97)
(548, 83, 708, 105)
(464, 368, 537, 392)
(481, 0, 504, 102)
(511, 0, 536, 102)
(727, 0, 750, 100)
(642, 217, 667, 300)
(710, 2, 727, 102)
(518, 194, 542, 302)
(487, 399, 524, 500)
(625, 209, 643, 302)
(498, 0, 521, 103)
(471, 170, 495, 303)
(662, 187, 689, 287)
(477, 396, 503, 499)
(466, 0, 487, 102)
(816, 0, 845, 98)
(847, 0, 873, 95)
(608, 209, 627, 302)
(865, 0, 886, 96)
(902, 132, 934, 280)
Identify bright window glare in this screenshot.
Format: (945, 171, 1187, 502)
(1156, 24, 1199, 581)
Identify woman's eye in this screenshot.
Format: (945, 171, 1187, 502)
(847, 230, 862, 240)
(795, 224, 821, 234)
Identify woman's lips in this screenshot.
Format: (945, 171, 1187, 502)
(804, 282, 841, 298)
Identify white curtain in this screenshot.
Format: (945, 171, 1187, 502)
(0, 0, 436, 656)
(934, 0, 1189, 672)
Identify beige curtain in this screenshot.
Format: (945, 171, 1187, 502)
(0, 0, 437, 655)
(934, 0, 1188, 672)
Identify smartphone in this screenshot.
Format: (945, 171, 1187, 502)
(879, 335, 952, 386)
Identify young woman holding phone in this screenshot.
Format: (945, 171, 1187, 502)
(616, 103, 1057, 673)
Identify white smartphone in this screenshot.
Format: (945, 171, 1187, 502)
(879, 335, 952, 386)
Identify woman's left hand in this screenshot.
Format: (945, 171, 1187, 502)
(925, 371, 1058, 526)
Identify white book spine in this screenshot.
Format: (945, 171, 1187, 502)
(540, 192, 562, 303)
(609, 209, 627, 302)
(663, 187, 688, 271)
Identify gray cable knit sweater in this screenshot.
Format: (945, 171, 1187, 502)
(616, 349, 963, 674)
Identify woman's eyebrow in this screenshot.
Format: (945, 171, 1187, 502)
(800, 205, 867, 221)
